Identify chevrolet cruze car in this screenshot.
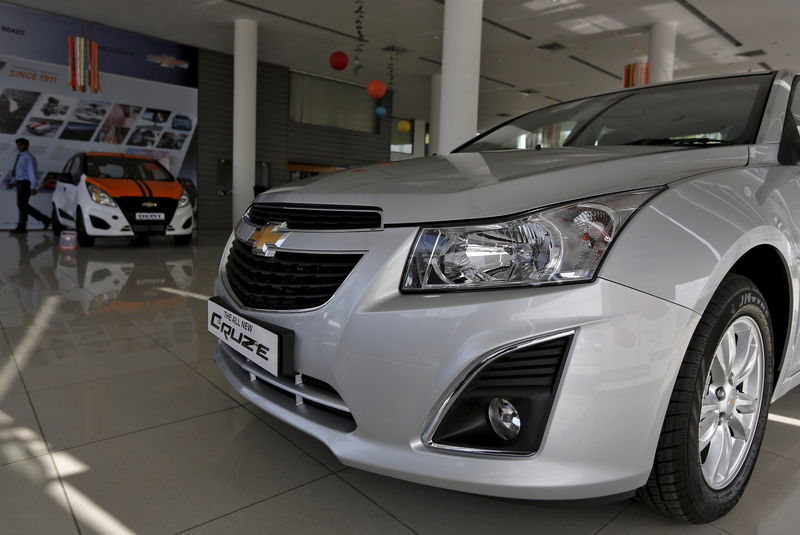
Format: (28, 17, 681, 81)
(209, 71, 800, 522)
(52, 152, 193, 246)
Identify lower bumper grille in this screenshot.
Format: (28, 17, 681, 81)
(217, 344, 356, 432)
(225, 239, 362, 310)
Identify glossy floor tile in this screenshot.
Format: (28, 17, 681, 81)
(29, 364, 238, 450)
(1, 230, 799, 534)
(0, 393, 49, 465)
(55, 407, 328, 534)
(0, 456, 78, 535)
(182, 475, 413, 535)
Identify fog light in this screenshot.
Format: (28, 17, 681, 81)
(487, 398, 521, 441)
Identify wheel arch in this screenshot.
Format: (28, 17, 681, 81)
(727, 244, 793, 391)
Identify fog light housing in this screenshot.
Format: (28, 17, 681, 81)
(488, 398, 521, 441)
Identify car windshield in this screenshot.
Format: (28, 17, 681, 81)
(85, 156, 174, 181)
(456, 74, 774, 152)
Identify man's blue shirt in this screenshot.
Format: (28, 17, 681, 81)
(2, 150, 39, 188)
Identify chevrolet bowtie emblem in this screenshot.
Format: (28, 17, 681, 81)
(142, 201, 157, 208)
(249, 225, 288, 257)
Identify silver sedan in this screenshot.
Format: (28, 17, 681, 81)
(210, 70, 800, 523)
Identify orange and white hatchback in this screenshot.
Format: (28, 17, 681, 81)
(52, 152, 194, 246)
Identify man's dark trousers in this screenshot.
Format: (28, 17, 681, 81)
(15, 181, 49, 230)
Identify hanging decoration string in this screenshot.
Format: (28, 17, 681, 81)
(353, 0, 365, 75)
(387, 50, 396, 92)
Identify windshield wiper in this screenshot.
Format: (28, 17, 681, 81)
(625, 137, 739, 146)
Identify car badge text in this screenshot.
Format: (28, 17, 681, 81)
(249, 224, 289, 257)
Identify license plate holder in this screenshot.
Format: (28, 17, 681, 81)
(136, 212, 165, 221)
(207, 297, 295, 377)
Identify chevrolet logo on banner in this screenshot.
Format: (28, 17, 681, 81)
(249, 226, 288, 257)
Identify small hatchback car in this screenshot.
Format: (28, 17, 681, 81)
(52, 152, 193, 246)
(210, 71, 800, 522)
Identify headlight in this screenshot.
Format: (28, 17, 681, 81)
(178, 192, 191, 208)
(402, 189, 661, 291)
(86, 184, 116, 207)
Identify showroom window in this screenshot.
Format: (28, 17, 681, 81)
(290, 72, 377, 133)
(390, 118, 414, 154)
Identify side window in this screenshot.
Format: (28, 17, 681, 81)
(62, 157, 73, 176)
(779, 77, 800, 165)
(790, 80, 800, 135)
(72, 156, 84, 183)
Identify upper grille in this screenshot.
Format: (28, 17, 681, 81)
(245, 203, 382, 231)
(472, 336, 570, 389)
(225, 239, 362, 310)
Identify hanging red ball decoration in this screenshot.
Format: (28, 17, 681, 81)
(366, 80, 387, 99)
(329, 51, 349, 71)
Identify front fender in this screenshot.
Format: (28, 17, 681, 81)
(601, 167, 797, 315)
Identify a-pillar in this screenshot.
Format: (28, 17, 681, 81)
(437, 0, 483, 153)
(429, 74, 441, 155)
(232, 18, 258, 226)
(648, 21, 677, 84)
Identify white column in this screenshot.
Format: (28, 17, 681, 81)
(648, 21, 677, 84)
(429, 74, 441, 155)
(437, 0, 483, 153)
(232, 18, 258, 226)
(412, 119, 427, 157)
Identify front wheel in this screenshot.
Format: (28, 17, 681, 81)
(75, 209, 95, 247)
(51, 205, 63, 235)
(638, 274, 773, 522)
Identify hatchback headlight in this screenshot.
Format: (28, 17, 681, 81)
(402, 189, 661, 291)
(178, 193, 191, 208)
(86, 184, 116, 207)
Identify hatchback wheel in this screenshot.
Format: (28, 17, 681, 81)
(51, 205, 63, 236)
(75, 209, 95, 247)
(638, 274, 773, 522)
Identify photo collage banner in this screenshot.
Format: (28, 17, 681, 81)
(0, 1, 198, 229)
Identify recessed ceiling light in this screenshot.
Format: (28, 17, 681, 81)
(736, 49, 766, 58)
(538, 42, 566, 52)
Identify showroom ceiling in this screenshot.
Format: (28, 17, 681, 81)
(15, 0, 800, 129)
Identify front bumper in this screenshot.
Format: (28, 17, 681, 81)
(213, 227, 700, 500)
(83, 202, 193, 236)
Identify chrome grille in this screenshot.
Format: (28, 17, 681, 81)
(225, 239, 361, 310)
(245, 203, 382, 231)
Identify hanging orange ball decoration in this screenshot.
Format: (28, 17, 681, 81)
(396, 120, 411, 133)
(366, 80, 387, 99)
(329, 51, 349, 71)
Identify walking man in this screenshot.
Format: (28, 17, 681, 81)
(2, 138, 50, 233)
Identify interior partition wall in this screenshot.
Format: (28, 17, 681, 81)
(196, 50, 392, 229)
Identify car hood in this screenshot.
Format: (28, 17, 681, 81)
(263, 146, 749, 224)
(86, 177, 183, 199)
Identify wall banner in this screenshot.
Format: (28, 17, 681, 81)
(0, 1, 198, 229)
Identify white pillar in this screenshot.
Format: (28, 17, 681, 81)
(412, 119, 427, 157)
(429, 74, 441, 155)
(648, 21, 677, 84)
(232, 18, 258, 226)
(437, 0, 483, 153)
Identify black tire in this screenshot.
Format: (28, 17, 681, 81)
(638, 274, 773, 522)
(51, 205, 63, 235)
(173, 234, 192, 246)
(75, 209, 95, 247)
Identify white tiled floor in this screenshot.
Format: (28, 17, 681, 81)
(1, 230, 800, 534)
